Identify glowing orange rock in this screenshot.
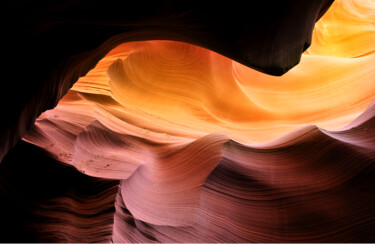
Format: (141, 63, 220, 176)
(22, 0, 375, 242)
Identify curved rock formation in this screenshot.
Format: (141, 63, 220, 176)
(2, 0, 375, 242)
(0, 141, 119, 242)
(1, 0, 333, 162)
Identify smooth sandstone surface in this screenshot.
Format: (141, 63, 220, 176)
(2, 0, 375, 242)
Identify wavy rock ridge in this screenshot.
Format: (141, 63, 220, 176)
(0, 142, 119, 242)
(2, 0, 375, 242)
(1, 0, 334, 161)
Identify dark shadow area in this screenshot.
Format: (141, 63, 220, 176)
(0, 141, 119, 242)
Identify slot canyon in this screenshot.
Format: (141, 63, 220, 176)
(1, 0, 375, 242)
